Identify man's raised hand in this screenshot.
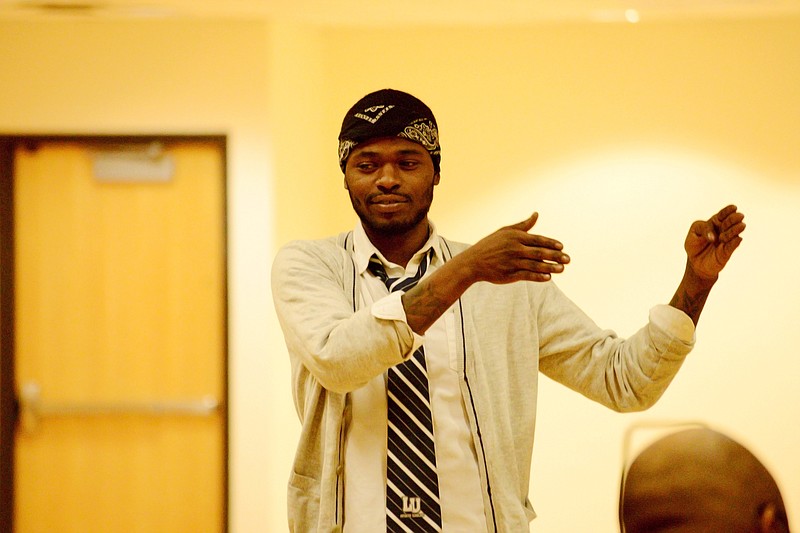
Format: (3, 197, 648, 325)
(685, 204, 746, 282)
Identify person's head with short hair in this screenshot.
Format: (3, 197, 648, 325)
(620, 428, 790, 533)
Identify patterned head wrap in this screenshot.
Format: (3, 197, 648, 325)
(338, 88, 440, 173)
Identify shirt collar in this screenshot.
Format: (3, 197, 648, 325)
(352, 221, 441, 275)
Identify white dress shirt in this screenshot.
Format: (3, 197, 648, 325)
(344, 222, 488, 532)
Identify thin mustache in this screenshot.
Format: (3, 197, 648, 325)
(367, 192, 411, 203)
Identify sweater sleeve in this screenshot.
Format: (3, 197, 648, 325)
(271, 239, 415, 394)
(537, 282, 696, 412)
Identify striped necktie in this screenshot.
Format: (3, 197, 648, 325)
(368, 249, 442, 532)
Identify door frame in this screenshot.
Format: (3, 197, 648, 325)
(0, 134, 230, 532)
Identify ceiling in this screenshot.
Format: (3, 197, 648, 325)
(2, 0, 800, 25)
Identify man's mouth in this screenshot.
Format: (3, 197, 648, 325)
(369, 194, 409, 208)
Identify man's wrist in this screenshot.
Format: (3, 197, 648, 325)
(683, 261, 718, 295)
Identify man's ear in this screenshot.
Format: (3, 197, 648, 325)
(758, 502, 784, 533)
(433, 172, 440, 186)
(343, 176, 349, 190)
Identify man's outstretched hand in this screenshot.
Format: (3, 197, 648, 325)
(457, 212, 571, 285)
(402, 212, 569, 334)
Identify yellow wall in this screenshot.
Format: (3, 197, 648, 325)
(2, 15, 799, 532)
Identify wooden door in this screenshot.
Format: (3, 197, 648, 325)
(12, 139, 227, 533)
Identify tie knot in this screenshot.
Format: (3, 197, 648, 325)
(368, 249, 433, 293)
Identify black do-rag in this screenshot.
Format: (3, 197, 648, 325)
(338, 88, 440, 173)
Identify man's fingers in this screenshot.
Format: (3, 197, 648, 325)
(519, 272, 555, 282)
(719, 219, 746, 243)
(479, 212, 570, 285)
(723, 236, 743, 256)
(508, 264, 563, 283)
(507, 212, 567, 251)
(714, 204, 738, 220)
(720, 210, 746, 237)
(511, 249, 570, 278)
(509, 212, 539, 232)
(712, 205, 746, 231)
(518, 230, 566, 253)
(696, 205, 746, 244)
(524, 245, 570, 265)
(692, 220, 716, 242)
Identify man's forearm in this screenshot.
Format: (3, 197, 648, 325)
(669, 262, 717, 326)
(401, 255, 476, 334)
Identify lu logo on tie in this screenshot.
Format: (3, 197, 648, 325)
(401, 496, 423, 518)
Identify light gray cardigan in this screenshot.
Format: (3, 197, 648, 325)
(271, 232, 694, 533)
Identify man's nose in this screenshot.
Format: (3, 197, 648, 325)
(376, 164, 400, 189)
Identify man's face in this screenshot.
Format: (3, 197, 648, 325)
(344, 136, 439, 239)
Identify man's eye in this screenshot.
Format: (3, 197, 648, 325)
(356, 162, 376, 171)
(399, 161, 419, 169)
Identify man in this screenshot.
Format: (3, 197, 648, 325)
(620, 428, 790, 533)
(271, 88, 746, 532)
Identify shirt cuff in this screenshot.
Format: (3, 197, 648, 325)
(651, 304, 696, 344)
(371, 291, 425, 355)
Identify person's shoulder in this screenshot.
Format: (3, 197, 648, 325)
(277, 234, 340, 252)
(274, 232, 352, 266)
